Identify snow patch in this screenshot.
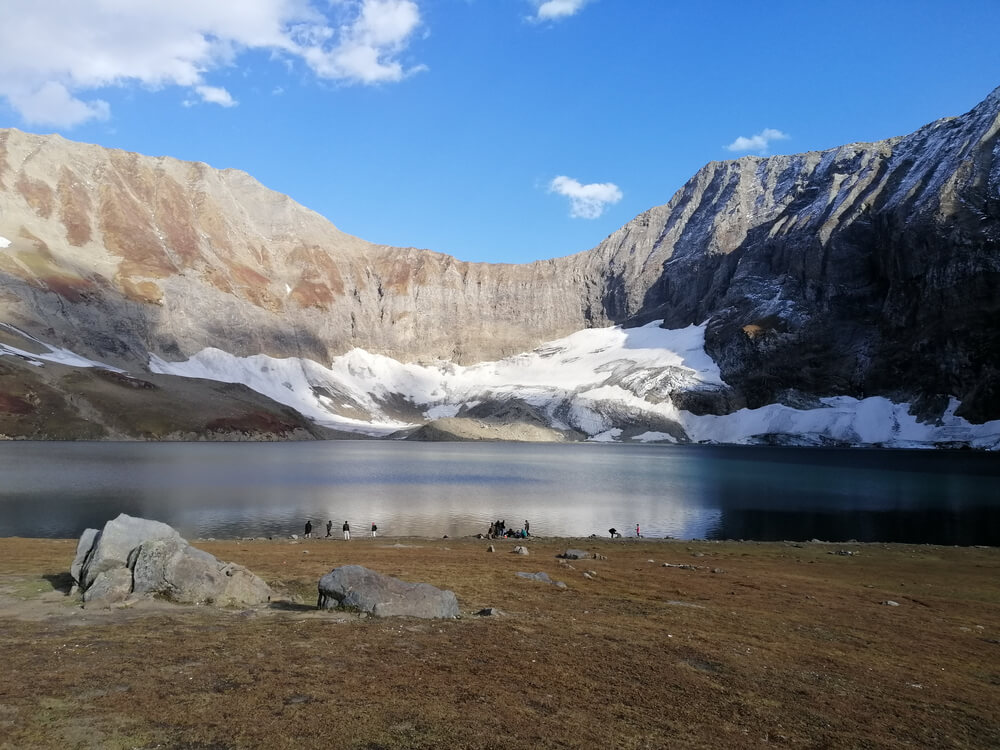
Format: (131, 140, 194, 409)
(0, 236, 10, 249)
(146, 320, 1000, 449)
(425, 404, 461, 419)
(0, 324, 123, 372)
(149, 349, 412, 437)
(633, 431, 677, 443)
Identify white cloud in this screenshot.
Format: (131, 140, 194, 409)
(4, 81, 110, 128)
(0, 0, 424, 128)
(530, 0, 592, 21)
(195, 85, 238, 107)
(725, 128, 790, 154)
(549, 175, 622, 219)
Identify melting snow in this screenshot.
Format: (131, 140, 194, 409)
(0, 324, 123, 372)
(148, 319, 1000, 449)
(0, 236, 10, 249)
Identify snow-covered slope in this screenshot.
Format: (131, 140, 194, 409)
(149, 321, 1000, 449)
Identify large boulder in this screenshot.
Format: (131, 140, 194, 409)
(76, 514, 180, 589)
(317, 565, 458, 619)
(131, 537, 271, 606)
(72, 514, 271, 607)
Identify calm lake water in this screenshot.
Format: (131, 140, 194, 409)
(0, 441, 998, 545)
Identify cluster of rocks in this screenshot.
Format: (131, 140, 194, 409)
(72, 514, 272, 608)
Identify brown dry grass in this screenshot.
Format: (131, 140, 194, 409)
(0, 536, 998, 749)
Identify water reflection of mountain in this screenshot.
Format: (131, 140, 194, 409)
(709, 507, 1000, 546)
(1, 442, 998, 543)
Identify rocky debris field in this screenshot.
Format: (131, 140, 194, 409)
(0, 536, 998, 749)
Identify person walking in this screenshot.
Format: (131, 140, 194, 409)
(343, 521, 351, 541)
(636, 523, 641, 538)
(524, 519, 530, 536)
(371, 522, 377, 538)
(325, 520, 333, 538)
(304, 520, 312, 538)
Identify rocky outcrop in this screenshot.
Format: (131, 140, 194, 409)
(72, 513, 272, 607)
(317, 565, 458, 618)
(1, 86, 998, 438)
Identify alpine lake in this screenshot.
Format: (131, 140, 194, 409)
(1, 440, 998, 545)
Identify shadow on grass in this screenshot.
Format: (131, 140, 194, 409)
(43, 572, 75, 595)
(268, 600, 317, 612)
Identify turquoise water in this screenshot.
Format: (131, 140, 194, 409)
(0, 441, 997, 544)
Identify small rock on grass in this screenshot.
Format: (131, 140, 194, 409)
(487, 545, 495, 553)
(512, 546, 529, 555)
(476, 607, 503, 617)
(517, 571, 567, 589)
(882, 600, 900, 607)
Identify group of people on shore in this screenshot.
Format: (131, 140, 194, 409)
(303, 520, 377, 540)
(608, 523, 642, 538)
(488, 519, 529, 539)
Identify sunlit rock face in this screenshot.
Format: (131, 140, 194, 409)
(0, 86, 997, 440)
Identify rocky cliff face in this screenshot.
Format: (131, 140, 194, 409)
(573, 87, 1000, 423)
(0, 86, 997, 439)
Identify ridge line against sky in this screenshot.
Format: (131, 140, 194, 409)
(0, 0, 997, 264)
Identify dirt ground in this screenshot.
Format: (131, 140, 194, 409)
(0, 536, 997, 749)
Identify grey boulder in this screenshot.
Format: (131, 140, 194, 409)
(76, 514, 180, 589)
(73, 514, 271, 607)
(132, 537, 271, 606)
(558, 549, 592, 560)
(317, 565, 458, 619)
(83, 567, 133, 605)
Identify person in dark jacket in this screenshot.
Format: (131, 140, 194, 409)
(343, 521, 351, 541)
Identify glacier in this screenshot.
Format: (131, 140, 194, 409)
(147, 321, 1000, 449)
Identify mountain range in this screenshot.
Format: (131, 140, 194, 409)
(1, 87, 998, 447)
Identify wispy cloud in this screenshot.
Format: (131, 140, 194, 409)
(549, 175, 622, 219)
(725, 128, 790, 155)
(195, 85, 238, 107)
(529, 0, 592, 23)
(0, 0, 425, 128)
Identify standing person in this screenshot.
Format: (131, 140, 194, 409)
(343, 521, 351, 541)
(325, 520, 333, 538)
(304, 520, 312, 538)
(371, 522, 377, 538)
(524, 519, 530, 536)
(636, 523, 641, 538)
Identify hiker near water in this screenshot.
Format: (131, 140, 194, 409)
(304, 520, 312, 538)
(326, 520, 332, 537)
(636, 523, 641, 538)
(343, 521, 351, 541)
(371, 522, 377, 538)
(524, 519, 530, 535)
(609, 527, 619, 539)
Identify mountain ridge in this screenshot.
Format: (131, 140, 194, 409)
(1, 86, 998, 443)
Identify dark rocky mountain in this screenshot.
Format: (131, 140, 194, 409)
(0, 87, 997, 442)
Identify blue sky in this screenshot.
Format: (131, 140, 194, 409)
(0, 0, 998, 264)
